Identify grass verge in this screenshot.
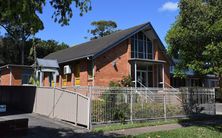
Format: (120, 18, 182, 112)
(93, 119, 184, 132)
(131, 124, 222, 138)
(93, 116, 222, 133)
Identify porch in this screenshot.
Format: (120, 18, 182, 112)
(129, 58, 167, 88)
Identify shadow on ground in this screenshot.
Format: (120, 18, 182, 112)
(2, 126, 122, 138)
(177, 115, 222, 132)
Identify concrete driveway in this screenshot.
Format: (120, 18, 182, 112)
(0, 113, 113, 138)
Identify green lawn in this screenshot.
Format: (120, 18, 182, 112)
(93, 119, 185, 132)
(131, 125, 222, 138)
(93, 117, 219, 132)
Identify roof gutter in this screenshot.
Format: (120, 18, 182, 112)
(58, 54, 94, 64)
(0, 64, 32, 69)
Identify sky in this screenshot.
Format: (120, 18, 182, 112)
(35, 0, 179, 47)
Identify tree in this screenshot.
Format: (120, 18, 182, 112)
(0, 37, 68, 65)
(166, 0, 222, 87)
(88, 20, 118, 40)
(0, 0, 91, 64)
(0, 37, 20, 64)
(29, 39, 68, 63)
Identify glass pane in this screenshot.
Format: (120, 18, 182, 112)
(148, 72, 153, 87)
(135, 39, 138, 58)
(144, 39, 147, 59)
(148, 54, 153, 59)
(147, 41, 153, 59)
(148, 65, 153, 72)
(138, 40, 143, 58)
(138, 32, 144, 40)
(131, 38, 135, 58)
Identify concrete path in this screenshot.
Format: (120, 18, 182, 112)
(1, 113, 222, 137)
(104, 119, 222, 137)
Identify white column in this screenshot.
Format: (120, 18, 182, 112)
(40, 72, 43, 87)
(9, 67, 12, 86)
(54, 73, 56, 87)
(162, 64, 165, 88)
(134, 61, 137, 88)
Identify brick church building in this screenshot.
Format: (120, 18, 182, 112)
(44, 22, 173, 88)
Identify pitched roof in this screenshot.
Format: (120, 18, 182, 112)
(45, 22, 173, 64)
(37, 58, 59, 68)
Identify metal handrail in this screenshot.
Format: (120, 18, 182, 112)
(132, 80, 154, 101)
(160, 82, 179, 92)
(159, 82, 182, 102)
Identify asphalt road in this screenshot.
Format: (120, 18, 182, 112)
(0, 113, 114, 138)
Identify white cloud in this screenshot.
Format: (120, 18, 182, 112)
(159, 2, 178, 12)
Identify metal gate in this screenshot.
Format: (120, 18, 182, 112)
(33, 87, 90, 129)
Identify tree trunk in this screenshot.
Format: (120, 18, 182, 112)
(21, 41, 24, 65)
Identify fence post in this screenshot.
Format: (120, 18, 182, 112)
(53, 87, 55, 118)
(163, 92, 167, 121)
(213, 88, 216, 115)
(130, 87, 133, 123)
(88, 86, 92, 130)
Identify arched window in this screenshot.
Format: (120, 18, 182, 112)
(131, 32, 153, 59)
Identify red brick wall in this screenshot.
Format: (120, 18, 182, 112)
(79, 59, 89, 86)
(43, 72, 50, 87)
(0, 68, 10, 85)
(0, 66, 28, 86)
(56, 37, 171, 87)
(11, 67, 23, 86)
(59, 60, 92, 87)
(94, 40, 131, 86)
(153, 39, 171, 86)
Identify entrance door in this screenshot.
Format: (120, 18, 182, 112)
(137, 70, 147, 87)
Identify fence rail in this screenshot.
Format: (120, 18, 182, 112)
(65, 86, 215, 125)
(0, 86, 216, 128)
(33, 87, 90, 129)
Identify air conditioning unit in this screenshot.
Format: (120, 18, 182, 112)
(64, 65, 71, 74)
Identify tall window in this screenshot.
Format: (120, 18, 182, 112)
(131, 32, 153, 59)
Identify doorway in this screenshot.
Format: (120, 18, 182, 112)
(137, 70, 147, 87)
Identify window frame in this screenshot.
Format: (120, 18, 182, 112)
(131, 32, 153, 59)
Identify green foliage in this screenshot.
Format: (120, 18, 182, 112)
(88, 20, 119, 40)
(0, 0, 91, 64)
(109, 81, 121, 87)
(113, 103, 129, 124)
(121, 75, 133, 87)
(0, 37, 20, 64)
(166, 0, 222, 83)
(0, 37, 68, 65)
(29, 75, 40, 86)
(109, 75, 133, 88)
(133, 125, 222, 138)
(28, 39, 69, 64)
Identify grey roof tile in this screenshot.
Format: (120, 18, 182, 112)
(37, 58, 59, 68)
(44, 23, 149, 63)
